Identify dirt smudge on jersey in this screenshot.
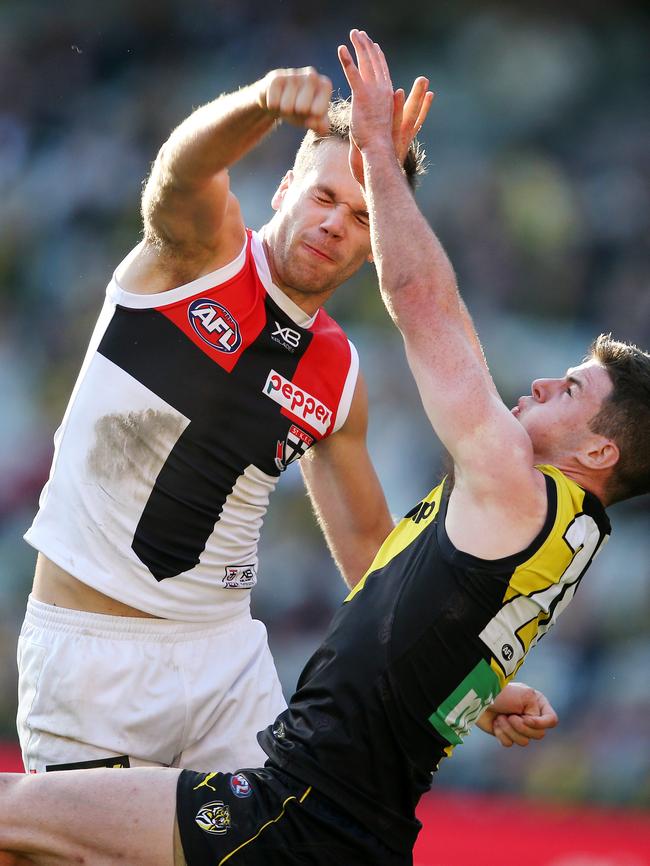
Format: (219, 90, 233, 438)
(87, 410, 187, 484)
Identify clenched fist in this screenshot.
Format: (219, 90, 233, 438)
(258, 67, 332, 135)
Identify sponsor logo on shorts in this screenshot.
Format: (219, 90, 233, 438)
(222, 564, 257, 588)
(195, 801, 231, 835)
(193, 773, 218, 792)
(263, 370, 333, 435)
(188, 299, 242, 353)
(275, 424, 314, 471)
(229, 773, 252, 798)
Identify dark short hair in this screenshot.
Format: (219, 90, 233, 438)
(293, 97, 427, 191)
(588, 334, 650, 503)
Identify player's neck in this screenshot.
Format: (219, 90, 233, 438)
(542, 458, 609, 505)
(261, 235, 334, 317)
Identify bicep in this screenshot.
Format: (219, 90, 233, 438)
(142, 148, 239, 252)
(403, 329, 535, 493)
(301, 376, 394, 576)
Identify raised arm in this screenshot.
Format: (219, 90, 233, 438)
(131, 68, 332, 281)
(300, 374, 394, 588)
(339, 31, 546, 557)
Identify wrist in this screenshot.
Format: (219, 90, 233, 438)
(361, 140, 405, 180)
(359, 139, 396, 161)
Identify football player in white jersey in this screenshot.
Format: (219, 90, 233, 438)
(17, 44, 432, 774)
(9, 30, 647, 864)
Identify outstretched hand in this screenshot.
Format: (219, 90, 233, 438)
(338, 29, 433, 186)
(477, 682, 559, 748)
(258, 67, 332, 135)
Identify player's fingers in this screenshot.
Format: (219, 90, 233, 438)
(304, 113, 329, 136)
(492, 720, 514, 748)
(293, 76, 318, 118)
(373, 42, 390, 81)
(495, 715, 531, 747)
(414, 90, 435, 133)
(338, 44, 362, 90)
(508, 716, 547, 741)
(310, 75, 332, 125)
(371, 39, 392, 84)
(403, 78, 430, 132)
(392, 89, 405, 147)
(278, 79, 300, 119)
(264, 73, 285, 114)
(522, 710, 559, 731)
(350, 29, 376, 80)
(293, 75, 331, 132)
(535, 692, 560, 726)
(404, 78, 429, 120)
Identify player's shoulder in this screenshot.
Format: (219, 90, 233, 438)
(446, 461, 548, 559)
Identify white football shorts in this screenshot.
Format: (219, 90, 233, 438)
(16, 595, 286, 773)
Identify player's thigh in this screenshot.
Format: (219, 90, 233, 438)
(174, 820, 188, 866)
(2, 767, 181, 866)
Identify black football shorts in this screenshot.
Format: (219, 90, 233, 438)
(176, 765, 410, 866)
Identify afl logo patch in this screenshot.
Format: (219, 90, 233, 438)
(195, 801, 231, 835)
(229, 773, 252, 798)
(188, 298, 242, 353)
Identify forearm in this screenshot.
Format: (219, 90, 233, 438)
(301, 454, 394, 589)
(306, 483, 393, 589)
(363, 144, 492, 383)
(300, 377, 395, 590)
(363, 143, 462, 340)
(155, 81, 275, 191)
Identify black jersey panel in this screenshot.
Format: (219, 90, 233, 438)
(98, 305, 313, 578)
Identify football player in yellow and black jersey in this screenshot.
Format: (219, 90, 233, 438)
(2, 30, 650, 866)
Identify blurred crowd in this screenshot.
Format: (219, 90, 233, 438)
(0, 0, 648, 807)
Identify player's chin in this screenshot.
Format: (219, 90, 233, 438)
(295, 265, 345, 295)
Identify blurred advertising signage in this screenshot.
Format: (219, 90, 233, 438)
(414, 791, 650, 866)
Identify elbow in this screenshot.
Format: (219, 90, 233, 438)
(380, 276, 430, 326)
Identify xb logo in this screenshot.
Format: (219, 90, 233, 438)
(188, 299, 242, 353)
(271, 321, 301, 350)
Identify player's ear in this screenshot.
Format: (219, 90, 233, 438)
(579, 436, 619, 471)
(271, 171, 294, 211)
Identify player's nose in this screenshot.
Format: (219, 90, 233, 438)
(531, 378, 556, 402)
(319, 206, 345, 237)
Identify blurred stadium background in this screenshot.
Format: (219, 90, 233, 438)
(0, 1, 648, 861)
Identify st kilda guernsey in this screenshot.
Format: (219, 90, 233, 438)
(25, 229, 358, 620)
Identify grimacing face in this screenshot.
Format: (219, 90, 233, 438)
(511, 359, 614, 463)
(266, 139, 372, 304)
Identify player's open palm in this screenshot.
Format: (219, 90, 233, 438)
(258, 67, 332, 135)
(339, 30, 433, 186)
(338, 29, 395, 153)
